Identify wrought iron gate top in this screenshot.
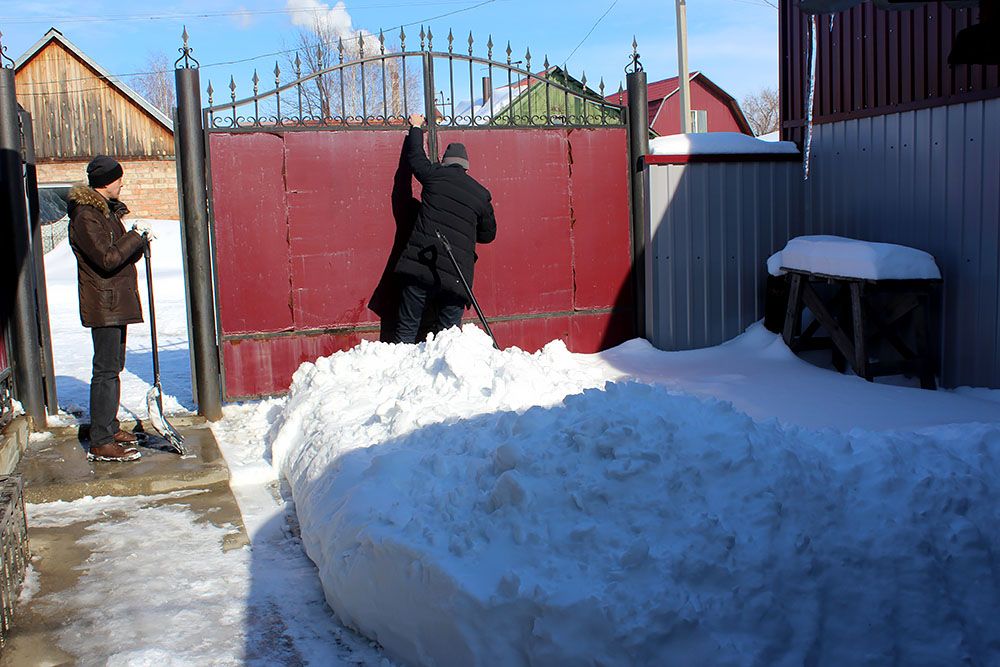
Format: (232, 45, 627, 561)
(203, 27, 627, 131)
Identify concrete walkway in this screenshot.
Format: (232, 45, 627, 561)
(1, 419, 247, 665)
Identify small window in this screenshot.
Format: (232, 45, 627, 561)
(690, 109, 708, 133)
(38, 184, 73, 226)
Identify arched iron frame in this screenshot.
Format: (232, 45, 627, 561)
(203, 31, 626, 132)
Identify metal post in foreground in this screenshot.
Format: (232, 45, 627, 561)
(173, 29, 222, 421)
(422, 43, 439, 160)
(625, 42, 649, 340)
(19, 109, 57, 415)
(675, 0, 693, 133)
(0, 64, 46, 427)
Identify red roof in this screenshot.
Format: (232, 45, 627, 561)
(606, 73, 698, 107)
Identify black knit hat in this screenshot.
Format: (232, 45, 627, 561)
(87, 155, 123, 188)
(441, 143, 469, 169)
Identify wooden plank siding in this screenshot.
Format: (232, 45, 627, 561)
(15, 41, 173, 160)
(779, 0, 1000, 146)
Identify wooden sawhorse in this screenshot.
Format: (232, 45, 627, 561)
(781, 269, 939, 390)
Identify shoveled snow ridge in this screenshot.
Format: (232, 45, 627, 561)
(272, 325, 1000, 666)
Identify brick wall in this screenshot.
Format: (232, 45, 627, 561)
(36, 158, 179, 220)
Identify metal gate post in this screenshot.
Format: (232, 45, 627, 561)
(422, 50, 439, 160)
(174, 31, 222, 421)
(19, 109, 57, 415)
(0, 64, 46, 427)
(625, 45, 649, 340)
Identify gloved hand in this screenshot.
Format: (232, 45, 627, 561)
(131, 221, 157, 241)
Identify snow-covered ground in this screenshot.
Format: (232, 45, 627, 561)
(37, 221, 1000, 665)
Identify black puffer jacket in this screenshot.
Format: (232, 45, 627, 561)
(395, 127, 496, 303)
(67, 185, 145, 328)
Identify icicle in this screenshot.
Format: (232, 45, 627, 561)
(803, 14, 818, 180)
(829, 14, 835, 32)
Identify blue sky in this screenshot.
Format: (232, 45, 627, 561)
(2, 0, 779, 106)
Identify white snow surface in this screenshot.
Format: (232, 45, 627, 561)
(767, 235, 942, 280)
(43, 220, 193, 421)
(649, 132, 799, 156)
(269, 325, 1000, 667)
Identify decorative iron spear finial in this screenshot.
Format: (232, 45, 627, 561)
(358, 31, 365, 58)
(543, 55, 550, 72)
(599, 77, 605, 97)
(207, 80, 214, 106)
(229, 75, 236, 103)
(274, 61, 281, 88)
(505, 41, 512, 65)
(337, 37, 344, 64)
(427, 27, 433, 51)
(626, 36, 643, 73)
(379, 29, 385, 55)
(487, 35, 494, 60)
(419, 26, 425, 51)
(294, 52, 302, 78)
(174, 25, 200, 69)
(0, 32, 14, 69)
(317, 43, 324, 70)
(252, 69, 259, 95)
(525, 47, 531, 72)
(447, 29, 454, 54)
(400, 25, 406, 51)
(467, 31, 474, 57)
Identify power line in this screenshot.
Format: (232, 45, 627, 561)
(562, 0, 619, 69)
(14, 0, 501, 89)
(0, 1, 480, 25)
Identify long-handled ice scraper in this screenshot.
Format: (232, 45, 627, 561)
(142, 238, 186, 455)
(435, 229, 500, 350)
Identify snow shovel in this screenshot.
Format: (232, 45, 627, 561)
(142, 238, 186, 455)
(435, 230, 500, 350)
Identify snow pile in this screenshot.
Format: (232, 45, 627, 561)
(649, 132, 799, 156)
(272, 325, 1000, 666)
(767, 235, 942, 280)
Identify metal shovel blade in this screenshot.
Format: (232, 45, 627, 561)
(145, 384, 186, 455)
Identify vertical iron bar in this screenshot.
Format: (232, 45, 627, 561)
(381, 55, 388, 123)
(175, 65, 222, 420)
(402, 54, 409, 116)
(562, 68, 570, 124)
(339, 65, 347, 122)
(544, 57, 551, 125)
(506, 43, 513, 126)
(468, 56, 475, 125)
(626, 67, 649, 338)
(0, 67, 46, 426)
(18, 109, 56, 415)
(487, 36, 494, 123)
(525, 49, 532, 125)
(422, 51, 438, 160)
(448, 55, 455, 126)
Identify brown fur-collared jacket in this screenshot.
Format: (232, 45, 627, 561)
(67, 185, 145, 328)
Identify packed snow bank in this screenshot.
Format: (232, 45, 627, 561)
(767, 235, 941, 280)
(650, 132, 799, 156)
(272, 325, 1000, 666)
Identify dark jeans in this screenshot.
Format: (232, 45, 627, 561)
(90, 325, 127, 446)
(392, 282, 465, 344)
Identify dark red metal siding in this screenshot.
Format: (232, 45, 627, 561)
(210, 133, 292, 334)
(210, 126, 632, 399)
(0, 329, 8, 371)
(780, 0, 1000, 144)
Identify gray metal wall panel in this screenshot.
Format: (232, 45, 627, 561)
(645, 160, 805, 351)
(805, 98, 1000, 387)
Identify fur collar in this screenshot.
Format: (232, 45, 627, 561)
(68, 184, 110, 217)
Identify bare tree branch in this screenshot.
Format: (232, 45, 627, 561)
(741, 86, 780, 137)
(129, 52, 175, 115)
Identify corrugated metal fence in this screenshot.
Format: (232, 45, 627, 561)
(644, 155, 805, 350)
(805, 97, 1000, 388)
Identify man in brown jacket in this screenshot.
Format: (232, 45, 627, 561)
(68, 156, 154, 462)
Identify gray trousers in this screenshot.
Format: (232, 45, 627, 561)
(89, 326, 127, 446)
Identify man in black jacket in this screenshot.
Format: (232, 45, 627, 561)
(392, 114, 497, 344)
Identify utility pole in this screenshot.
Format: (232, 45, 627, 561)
(675, 0, 692, 133)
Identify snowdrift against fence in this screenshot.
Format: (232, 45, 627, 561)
(272, 326, 1000, 666)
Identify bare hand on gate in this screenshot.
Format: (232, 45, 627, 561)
(409, 113, 425, 127)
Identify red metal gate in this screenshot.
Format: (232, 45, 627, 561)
(205, 33, 634, 399)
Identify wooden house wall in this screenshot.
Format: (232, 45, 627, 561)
(15, 42, 173, 160)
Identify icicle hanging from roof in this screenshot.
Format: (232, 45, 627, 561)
(803, 14, 819, 180)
